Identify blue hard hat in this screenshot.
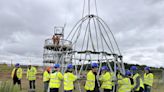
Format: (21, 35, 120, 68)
(91, 63, 98, 68)
(130, 66, 137, 71)
(54, 64, 60, 68)
(67, 64, 73, 69)
(144, 67, 150, 71)
(15, 63, 20, 67)
(101, 66, 108, 71)
(116, 67, 122, 71)
(125, 70, 131, 76)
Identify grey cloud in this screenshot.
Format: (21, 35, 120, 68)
(129, 54, 144, 62)
(157, 46, 164, 54)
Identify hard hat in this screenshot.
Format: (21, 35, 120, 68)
(116, 67, 122, 71)
(130, 66, 137, 71)
(125, 70, 131, 76)
(47, 67, 51, 72)
(91, 63, 98, 68)
(144, 67, 150, 71)
(101, 66, 108, 71)
(67, 64, 73, 69)
(54, 64, 60, 68)
(15, 63, 20, 67)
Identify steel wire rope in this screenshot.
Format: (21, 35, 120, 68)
(65, 16, 87, 40)
(88, 18, 96, 52)
(70, 0, 87, 46)
(78, 19, 90, 81)
(96, 19, 114, 54)
(94, 0, 99, 16)
(96, 17, 115, 53)
(79, 18, 90, 59)
(95, 16, 105, 89)
(70, 24, 83, 42)
(62, 17, 87, 92)
(83, 18, 91, 73)
(88, 0, 90, 15)
(82, 0, 86, 18)
(71, 17, 88, 45)
(86, 18, 96, 70)
(97, 16, 122, 55)
(86, 20, 90, 52)
(70, 20, 85, 92)
(74, 20, 87, 91)
(93, 17, 100, 61)
(98, 17, 125, 73)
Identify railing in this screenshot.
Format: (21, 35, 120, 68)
(44, 39, 72, 47)
(43, 54, 72, 62)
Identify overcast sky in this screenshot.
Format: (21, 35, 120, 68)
(0, 0, 164, 67)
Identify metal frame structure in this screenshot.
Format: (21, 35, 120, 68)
(43, 0, 125, 91)
(43, 27, 73, 73)
(64, 0, 125, 91)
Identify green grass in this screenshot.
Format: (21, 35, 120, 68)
(0, 81, 20, 92)
(0, 64, 13, 72)
(0, 64, 164, 92)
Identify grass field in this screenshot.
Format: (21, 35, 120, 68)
(0, 64, 164, 92)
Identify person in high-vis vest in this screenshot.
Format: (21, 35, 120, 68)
(99, 66, 112, 92)
(143, 67, 154, 92)
(64, 64, 77, 92)
(85, 63, 100, 92)
(130, 66, 144, 92)
(49, 64, 63, 92)
(27, 65, 37, 90)
(116, 67, 123, 80)
(112, 67, 123, 92)
(11, 63, 22, 89)
(118, 70, 132, 92)
(43, 67, 51, 92)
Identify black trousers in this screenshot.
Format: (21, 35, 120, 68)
(134, 87, 144, 92)
(87, 91, 94, 92)
(64, 90, 72, 92)
(87, 90, 100, 92)
(13, 79, 21, 85)
(144, 84, 151, 92)
(50, 88, 59, 92)
(29, 80, 35, 89)
(104, 89, 112, 92)
(13, 79, 21, 89)
(112, 85, 117, 92)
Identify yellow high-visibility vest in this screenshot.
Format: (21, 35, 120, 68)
(117, 73, 123, 79)
(84, 70, 95, 91)
(118, 77, 132, 92)
(27, 67, 37, 81)
(43, 71, 50, 82)
(49, 72, 63, 88)
(11, 68, 22, 79)
(64, 72, 77, 91)
(132, 73, 144, 91)
(144, 73, 154, 86)
(99, 72, 112, 89)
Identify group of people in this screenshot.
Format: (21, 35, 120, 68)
(11, 63, 154, 92)
(43, 63, 154, 92)
(116, 66, 153, 92)
(11, 63, 37, 90)
(43, 64, 77, 92)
